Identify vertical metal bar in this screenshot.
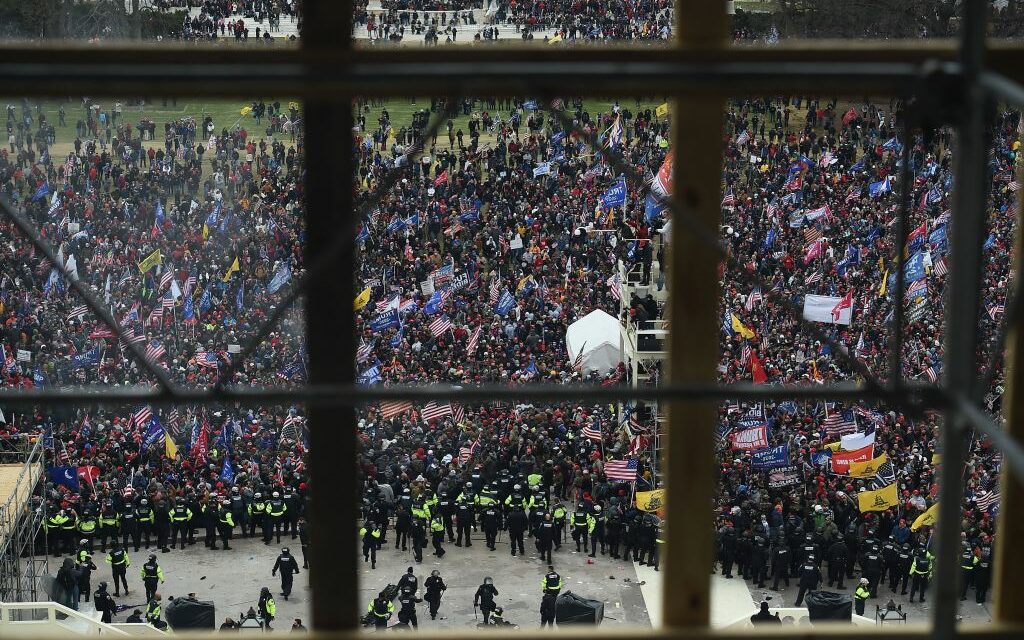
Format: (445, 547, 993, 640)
(303, 0, 356, 631)
(888, 112, 914, 386)
(663, 0, 726, 628)
(934, 0, 989, 636)
(993, 130, 1024, 623)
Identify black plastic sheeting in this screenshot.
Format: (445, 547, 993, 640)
(165, 598, 216, 630)
(805, 590, 853, 622)
(555, 591, 604, 625)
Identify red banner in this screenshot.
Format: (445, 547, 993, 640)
(830, 444, 874, 474)
(729, 424, 769, 451)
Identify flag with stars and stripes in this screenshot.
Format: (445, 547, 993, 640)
(466, 326, 482, 355)
(381, 401, 413, 420)
(452, 404, 465, 424)
(68, 305, 89, 321)
(421, 401, 453, 422)
(429, 315, 453, 337)
(745, 286, 763, 311)
(581, 422, 602, 442)
(130, 405, 153, 432)
(605, 458, 639, 482)
(606, 273, 622, 300)
(145, 339, 166, 362)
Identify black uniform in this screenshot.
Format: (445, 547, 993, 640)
(507, 508, 527, 556)
(537, 519, 555, 563)
(794, 563, 822, 607)
(482, 507, 502, 550)
(455, 502, 473, 547)
(827, 540, 849, 589)
(976, 546, 993, 603)
(540, 592, 557, 628)
(424, 574, 446, 619)
(397, 592, 422, 627)
(94, 586, 117, 623)
(771, 545, 791, 590)
(272, 550, 300, 599)
(473, 582, 499, 624)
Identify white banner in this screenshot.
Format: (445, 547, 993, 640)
(16, 349, 31, 362)
(840, 430, 875, 452)
(802, 294, 853, 325)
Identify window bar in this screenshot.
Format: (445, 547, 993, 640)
(303, 0, 358, 630)
(993, 129, 1024, 623)
(935, 0, 991, 636)
(662, 0, 727, 628)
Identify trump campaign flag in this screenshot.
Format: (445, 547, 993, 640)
(729, 424, 770, 451)
(601, 177, 627, 208)
(750, 444, 790, 469)
(830, 444, 874, 474)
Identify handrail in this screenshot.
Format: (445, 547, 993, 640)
(0, 600, 146, 635)
(0, 437, 44, 557)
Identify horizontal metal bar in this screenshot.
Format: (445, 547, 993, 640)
(981, 69, 1024, 106)
(0, 381, 945, 408)
(956, 393, 1024, 488)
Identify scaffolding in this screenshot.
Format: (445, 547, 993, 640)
(0, 436, 47, 603)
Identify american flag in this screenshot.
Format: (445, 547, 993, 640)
(805, 271, 823, 285)
(741, 342, 752, 365)
(381, 401, 413, 420)
(356, 341, 375, 363)
(147, 305, 164, 325)
(161, 292, 175, 312)
(803, 226, 823, 244)
(195, 351, 220, 369)
(629, 434, 652, 455)
(458, 438, 479, 465)
(975, 489, 1000, 512)
(987, 302, 1005, 321)
(745, 286, 763, 311)
(845, 186, 861, 204)
(185, 273, 197, 296)
(489, 280, 501, 306)
(282, 413, 303, 440)
(130, 405, 153, 431)
(467, 326, 482, 355)
(581, 423, 602, 442)
(375, 294, 399, 313)
(1009, 180, 1020, 192)
(166, 409, 180, 436)
(159, 269, 173, 291)
(933, 257, 948, 277)
(452, 403, 465, 424)
(605, 458, 639, 482)
(721, 188, 736, 207)
(923, 365, 940, 382)
(68, 305, 89, 321)
(606, 273, 622, 300)
(822, 409, 857, 436)
(145, 339, 166, 361)
(550, 98, 564, 111)
(572, 348, 585, 372)
(429, 315, 452, 337)
(421, 401, 453, 421)
(906, 279, 927, 300)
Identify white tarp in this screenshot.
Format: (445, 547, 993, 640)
(565, 309, 623, 375)
(802, 294, 853, 325)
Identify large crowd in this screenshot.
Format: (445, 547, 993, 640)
(0, 76, 1018, 629)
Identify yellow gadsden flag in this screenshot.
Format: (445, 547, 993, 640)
(636, 489, 665, 513)
(858, 483, 899, 512)
(849, 453, 888, 479)
(911, 502, 939, 531)
(222, 257, 240, 282)
(137, 248, 162, 273)
(354, 287, 372, 311)
(165, 433, 179, 460)
(731, 314, 755, 339)
(656, 103, 670, 118)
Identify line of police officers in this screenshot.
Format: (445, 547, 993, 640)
(359, 470, 662, 571)
(716, 511, 995, 608)
(43, 485, 308, 563)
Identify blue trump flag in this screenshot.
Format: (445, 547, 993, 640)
(220, 456, 235, 483)
(71, 347, 102, 369)
(199, 286, 212, 314)
(601, 177, 627, 208)
(31, 183, 51, 202)
(494, 289, 516, 316)
(267, 262, 291, 294)
(236, 282, 244, 312)
(644, 193, 667, 224)
(868, 176, 892, 198)
(369, 309, 400, 332)
(751, 444, 790, 469)
(49, 465, 80, 490)
(904, 251, 927, 283)
(143, 417, 165, 451)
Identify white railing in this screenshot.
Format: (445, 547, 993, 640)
(721, 606, 877, 629)
(0, 601, 162, 636)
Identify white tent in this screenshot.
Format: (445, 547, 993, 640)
(566, 309, 623, 376)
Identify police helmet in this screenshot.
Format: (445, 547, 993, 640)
(483, 577, 493, 585)
(272, 491, 280, 498)
(80, 538, 88, 545)
(594, 505, 602, 513)
(282, 547, 290, 554)
(254, 492, 262, 499)
(140, 498, 149, 505)
(99, 581, 108, 591)
(431, 570, 440, 577)
(149, 554, 157, 560)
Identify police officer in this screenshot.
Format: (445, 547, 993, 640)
(881, 535, 898, 586)
(893, 543, 913, 594)
(960, 543, 980, 601)
(976, 543, 993, 603)
(794, 557, 822, 607)
(60, 507, 78, 554)
(360, 521, 381, 569)
(77, 509, 98, 553)
(481, 503, 502, 550)
(827, 533, 849, 589)
(298, 517, 310, 569)
(202, 497, 218, 548)
(282, 486, 301, 539)
(397, 567, 419, 594)
(571, 504, 592, 553)
(430, 517, 446, 557)
(120, 500, 139, 551)
(473, 577, 499, 624)
(437, 492, 456, 542)
(216, 500, 235, 550)
(154, 499, 171, 552)
(770, 541, 790, 590)
(411, 516, 427, 563)
(397, 586, 422, 628)
(854, 578, 871, 616)
(169, 500, 192, 550)
(45, 508, 69, 556)
(140, 554, 164, 603)
(537, 512, 556, 563)
(751, 536, 768, 588)
(271, 547, 300, 600)
(542, 565, 562, 595)
(424, 570, 446, 620)
(248, 492, 266, 538)
(97, 503, 119, 553)
(258, 586, 276, 630)
(455, 498, 473, 547)
(145, 593, 163, 629)
(551, 502, 567, 550)
(136, 499, 155, 549)
(589, 505, 605, 558)
(507, 505, 527, 557)
(368, 590, 394, 629)
(909, 547, 934, 603)
(862, 544, 883, 596)
(718, 525, 736, 578)
(267, 492, 287, 544)
(94, 581, 117, 623)
(540, 592, 557, 628)
(606, 513, 622, 559)
(105, 542, 130, 596)
(76, 552, 98, 603)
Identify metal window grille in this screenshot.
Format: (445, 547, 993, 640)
(2, 0, 1024, 637)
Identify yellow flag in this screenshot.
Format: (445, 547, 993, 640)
(857, 483, 899, 512)
(656, 103, 670, 118)
(202, 223, 209, 240)
(240, 106, 252, 115)
(137, 248, 162, 273)
(354, 287, 372, 311)
(636, 489, 665, 513)
(823, 441, 842, 452)
(849, 453, 888, 478)
(811, 359, 821, 382)
(878, 269, 889, 297)
(222, 257, 240, 282)
(165, 433, 179, 460)
(931, 453, 942, 465)
(731, 314, 755, 339)
(548, 33, 563, 44)
(911, 502, 939, 531)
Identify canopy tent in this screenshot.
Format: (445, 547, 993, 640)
(566, 310, 623, 376)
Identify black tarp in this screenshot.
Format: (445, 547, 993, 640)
(805, 590, 853, 622)
(555, 591, 604, 625)
(165, 598, 216, 630)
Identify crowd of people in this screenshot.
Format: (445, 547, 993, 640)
(0, 65, 1018, 633)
